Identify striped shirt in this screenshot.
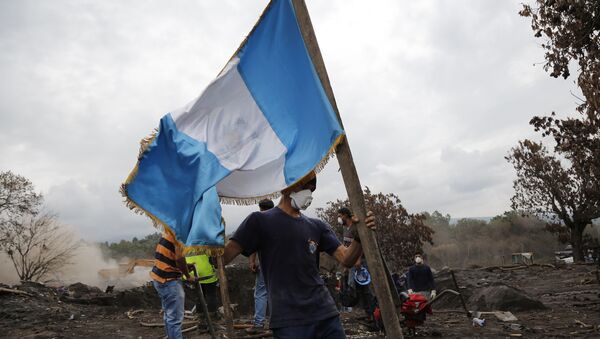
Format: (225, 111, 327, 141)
(150, 231, 182, 283)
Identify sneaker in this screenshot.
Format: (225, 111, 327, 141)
(245, 325, 267, 334)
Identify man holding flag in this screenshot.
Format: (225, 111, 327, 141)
(122, 1, 380, 337)
(223, 172, 376, 338)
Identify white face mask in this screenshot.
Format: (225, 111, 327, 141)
(337, 217, 344, 225)
(289, 189, 313, 210)
(415, 256, 423, 264)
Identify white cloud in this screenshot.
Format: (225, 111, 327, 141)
(0, 0, 582, 241)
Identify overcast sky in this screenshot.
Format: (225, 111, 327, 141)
(0, 0, 581, 242)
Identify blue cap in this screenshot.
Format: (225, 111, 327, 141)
(354, 267, 371, 285)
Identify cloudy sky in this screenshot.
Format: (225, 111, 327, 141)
(0, 0, 581, 242)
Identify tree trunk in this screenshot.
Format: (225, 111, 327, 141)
(571, 223, 586, 263)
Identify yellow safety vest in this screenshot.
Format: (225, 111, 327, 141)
(184, 254, 218, 284)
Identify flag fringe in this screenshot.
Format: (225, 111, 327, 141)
(120, 129, 225, 255)
(120, 129, 344, 246)
(183, 246, 224, 256)
(121, 186, 225, 255)
(120, 0, 345, 252)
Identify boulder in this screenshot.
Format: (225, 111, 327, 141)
(468, 282, 546, 311)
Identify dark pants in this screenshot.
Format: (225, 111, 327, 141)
(201, 281, 218, 313)
(184, 281, 219, 313)
(356, 283, 376, 318)
(272, 315, 346, 339)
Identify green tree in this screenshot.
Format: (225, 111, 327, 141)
(100, 232, 161, 260)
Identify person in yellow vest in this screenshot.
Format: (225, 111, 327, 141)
(184, 254, 219, 313)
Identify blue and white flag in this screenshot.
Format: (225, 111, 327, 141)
(122, 0, 344, 253)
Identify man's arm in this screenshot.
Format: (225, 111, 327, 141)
(427, 266, 436, 290)
(249, 252, 258, 272)
(333, 241, 363, 268)
(223, 239, 244, 265)
(174, 245, 194, 281)
(406, 267, 414, 292)
(177, 257, 193, 280)
(332, 211, 375, 268)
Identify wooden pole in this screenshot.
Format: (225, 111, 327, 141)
(450, 270, 471, 319)
(217, 255, 235, 338)
(291, 1, 404, 338)
(189, 265, 217, 338)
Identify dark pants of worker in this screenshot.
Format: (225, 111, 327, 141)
(200, 281, 218, 313)
(356, 283, 376, 319)
(272, 315, 346, 339)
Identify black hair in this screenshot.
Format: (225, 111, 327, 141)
(303, 176, 317, 192)
(258, 199, 275, 211)
(337, 207, 352, 218)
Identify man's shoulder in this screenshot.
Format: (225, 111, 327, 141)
(253, 207, 282, 222)
(304, 216, 331, 229)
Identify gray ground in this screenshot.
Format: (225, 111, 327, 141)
(0, 264, 598, 338)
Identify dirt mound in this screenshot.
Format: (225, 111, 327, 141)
(431, 270, 476, 309)
(469, 282, 547, 311)
(67, 282, 102, 297)
(225, 264, 256, 315)
(115, 285, 162, 308)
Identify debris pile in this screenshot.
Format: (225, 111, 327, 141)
(469, 282, 546, 311)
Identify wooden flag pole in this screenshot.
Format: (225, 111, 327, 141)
(291, 1, 404, 338)
(216, 255, 235, 338)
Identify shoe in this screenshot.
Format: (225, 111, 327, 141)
(245, 325, 267, 334)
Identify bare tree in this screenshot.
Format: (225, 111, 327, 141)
(0, 171, 43, 229)
(3, 213, 79, 282)
(1, 171, 79, 281)
(316, 187, 433, 272)
(508, 1, 600, 262)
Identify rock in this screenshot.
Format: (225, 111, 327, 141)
(469, 283, 546, 311)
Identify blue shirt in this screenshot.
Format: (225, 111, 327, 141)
(231, 207, 341, 328)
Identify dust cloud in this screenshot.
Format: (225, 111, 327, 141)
(0, 240, 152, 290)
(0, 253, 19, 285)
(48, 242, 152, 290)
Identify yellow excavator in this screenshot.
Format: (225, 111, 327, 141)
(97, 259, 155, 280)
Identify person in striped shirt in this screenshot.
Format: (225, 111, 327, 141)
(151, 230, 196, 339)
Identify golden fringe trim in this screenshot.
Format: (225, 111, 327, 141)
(120, 129, 225, 255)
(183, 246, 224, 256)
(120, 0, 344, 250)
(219, 133, 346, 206)
(121, 122, 343, 247)
(121, 129, 158, 192)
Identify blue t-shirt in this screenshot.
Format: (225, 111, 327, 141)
(231, 207, 341, 328)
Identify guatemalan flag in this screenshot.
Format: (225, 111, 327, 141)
(122, 0, 344, 253)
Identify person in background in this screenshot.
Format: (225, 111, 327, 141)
(184, 254, 219, 315)
(247, 198, 275, 333)
(337, 207, 376, 319)
(406, 253, 436, 300)
(151, 230, 196, 339)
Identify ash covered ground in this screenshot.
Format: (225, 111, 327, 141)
(1, 264, 598, 338)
